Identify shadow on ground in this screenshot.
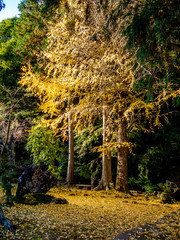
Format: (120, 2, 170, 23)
(112, 209, 180, 240)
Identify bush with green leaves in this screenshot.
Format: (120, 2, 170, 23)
(26, 124, 64, 180)
(0, 162, 17, 203)
(74, 127, 102, 185)
(128, 163, 156, 194)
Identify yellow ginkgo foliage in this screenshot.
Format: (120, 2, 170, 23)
(20, 0, 179, 191)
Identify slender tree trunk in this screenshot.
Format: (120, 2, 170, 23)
(6, 135, 15, 199)
(116, 114, 128, 192)
(66, 113, 74, 186)
(101, 105, 112, 190)
(1, 106, 14, 166)
(10, 135, 15, 165)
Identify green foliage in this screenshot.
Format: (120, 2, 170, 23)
(43, 0, 60, 14)
(97, 0, 179, 101)
(128, 173, 156, 194)
(75, 164, 91, 180)
(160, 191, 173, 204)
(0, 18, 20, 87)
(13, 0, 52, 65)
(75, 127, 101, 159)
(74, 127, 102, 184)
(128, 109, 180, 191)
(157, 183, 174, 204)
(0, 163, 17, 203)
(26, 123, 64, 180)
(123, 0, 180, 86)
(22, 193, 53, 205)
(140, 147, 163, 179)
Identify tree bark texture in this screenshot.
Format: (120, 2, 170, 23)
(116, 115, 128, 192)
(66, 113, 74, 185)
(101, 105, 112, 190)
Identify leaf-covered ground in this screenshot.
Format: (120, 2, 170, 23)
(0, 187, 179, 239)
(114, 209, 180, 239)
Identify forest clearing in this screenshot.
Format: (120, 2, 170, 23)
(0, 0, 180, 239)
(0, 187, 180, 239)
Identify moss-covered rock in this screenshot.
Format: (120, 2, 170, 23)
(16, 165, 57, 198)
(23, 193, 53, 205)
(19, 193, 69, 205)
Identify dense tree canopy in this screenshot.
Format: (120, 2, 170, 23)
(0, 18, 20, 87)
(13, 0, 48, 64)
(123, 0, 180, 85)
(20, 0, 180, 191)
(0, 1, 180, 237)
(0, 0, 179, 193)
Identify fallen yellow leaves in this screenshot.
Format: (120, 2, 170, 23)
(0, 187, 179, 239)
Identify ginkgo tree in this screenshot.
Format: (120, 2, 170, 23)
(20, 0, 179, 191)
(20, 1, 114, 187)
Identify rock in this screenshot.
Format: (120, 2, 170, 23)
(23, 193, 53, 205)
(16, 164, 57, 199)
(52, 198, 68, 204)
(21, 193, 69, 205)
(172, 189, 180, 201)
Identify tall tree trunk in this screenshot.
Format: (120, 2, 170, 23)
(101, 105, 112, 190)
(116, 114, 128, 192)
(1, 106, 14, 166)
(66, 113, 74, 186)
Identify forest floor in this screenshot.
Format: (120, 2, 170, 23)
(0, 186, 180, 239)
